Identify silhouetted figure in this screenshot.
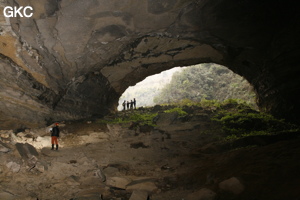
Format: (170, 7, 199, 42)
(133, 98, 136, 109)
(127, 101, 130, 109)
(122, 100, 126, 111)
(50, 123, 60, 150)
(130, 100, 133, 109)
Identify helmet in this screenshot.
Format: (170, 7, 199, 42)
(55, 123, 59, 126)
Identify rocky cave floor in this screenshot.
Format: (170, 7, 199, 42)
(1, 107, 300, 200)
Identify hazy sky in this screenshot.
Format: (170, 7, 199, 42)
(118, 67, 182, 110)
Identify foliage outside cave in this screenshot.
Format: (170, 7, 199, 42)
(153, 63, 256, 108)
(108, 63, 300, 143)
(119, 63, 257, 110)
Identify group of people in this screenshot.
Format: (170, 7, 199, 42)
(122, 98, 136, 110)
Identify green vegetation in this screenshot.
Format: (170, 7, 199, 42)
(100, 99, 298, 145)
(97, 111, 158, 127)
(154, 64, 257, 108)
(212, 100, 298, 140)
(164, 107, 188, 117)
(160, 98, 222, 109)
(127, 113, 158, 126)
(157, 98, 298, 142)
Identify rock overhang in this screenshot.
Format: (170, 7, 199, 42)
(0, 0, 299, 130)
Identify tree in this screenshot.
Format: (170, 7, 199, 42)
(153, 64, 256, 107)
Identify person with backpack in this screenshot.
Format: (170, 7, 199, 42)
(51, 123, 60, 150)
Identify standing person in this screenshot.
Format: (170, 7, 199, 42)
(130, 100, 133, 109)
(127, 101, 130, 110)
(133, 98, 136, 109)
(122, 100, 126, 111)
(51, 123, 60, 150)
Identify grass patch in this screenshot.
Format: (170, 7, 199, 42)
(212, 102, 299, 141)
(164, 107, 188, 117)
(97, 112, 158, 126)
(96, 99, 299, 143)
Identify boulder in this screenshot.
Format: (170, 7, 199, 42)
(103, 166, 120, 176)
(156, 112, 178, 127)
(219, 177, 245, 195)
(34, 136, 51, 148)
(0, 142, 10, 153)
(106, 176, 132, 189)
(71, 197, 102, 200)
(6, 161, 21, 173)
(15, 143, 39, 159)
(106, 124, 123, 138)
(95, 167, 106, 182)
(126, 179, 158, 192)
(34, 160, 49, 173)
(139, 124, 154, 133)
(186, 188, 217, 200)
(129, 190, 149, 200)
(16, 198, 37, 200)
(0, 192, 15, 200)
(75, 189, 105, 200)
(0, 132, 10, 139)
(27, 155, 38, 170)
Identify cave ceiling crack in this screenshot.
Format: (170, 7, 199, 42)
(106, 35, 201, 67)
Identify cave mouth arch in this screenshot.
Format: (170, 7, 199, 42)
(117, 63, 257, 111)
(0, 0, 298, 130)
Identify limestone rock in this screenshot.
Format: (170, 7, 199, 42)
(15, 143, 39, 159)
(156, 112, 178, 127)
(6, 161, 21, 173)
(0, 192, 15, 200)
(103, 166, 120, 176)
(106, 124, 123, 138)
(35, 162, 45, 173)
(0, 142, 10, 153)
(15, 198, 37, 200)
(0, 0, 298, 129)
(0, 132, 10, 139)
(129, 190, 149, 200)
(106, 176, 132, 189)
(35, 160, 48, 173)
(27, 155, 38, 170)
(73, 188, 105, 200)
(0, 165, 3, 174)
(126, 179, 158, 192)
(33, 136, 51, 149)
(72, 196, 102, 200)
(219, 177, 245, 195)
(186, 188, 217, 200)
(95, 167, 106, 182)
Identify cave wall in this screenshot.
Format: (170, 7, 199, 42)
(0, 0, 299, 129)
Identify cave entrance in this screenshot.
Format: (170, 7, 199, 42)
(118, 63, 257, 111)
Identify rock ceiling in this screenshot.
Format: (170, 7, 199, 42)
(0, 0, 299, 129)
